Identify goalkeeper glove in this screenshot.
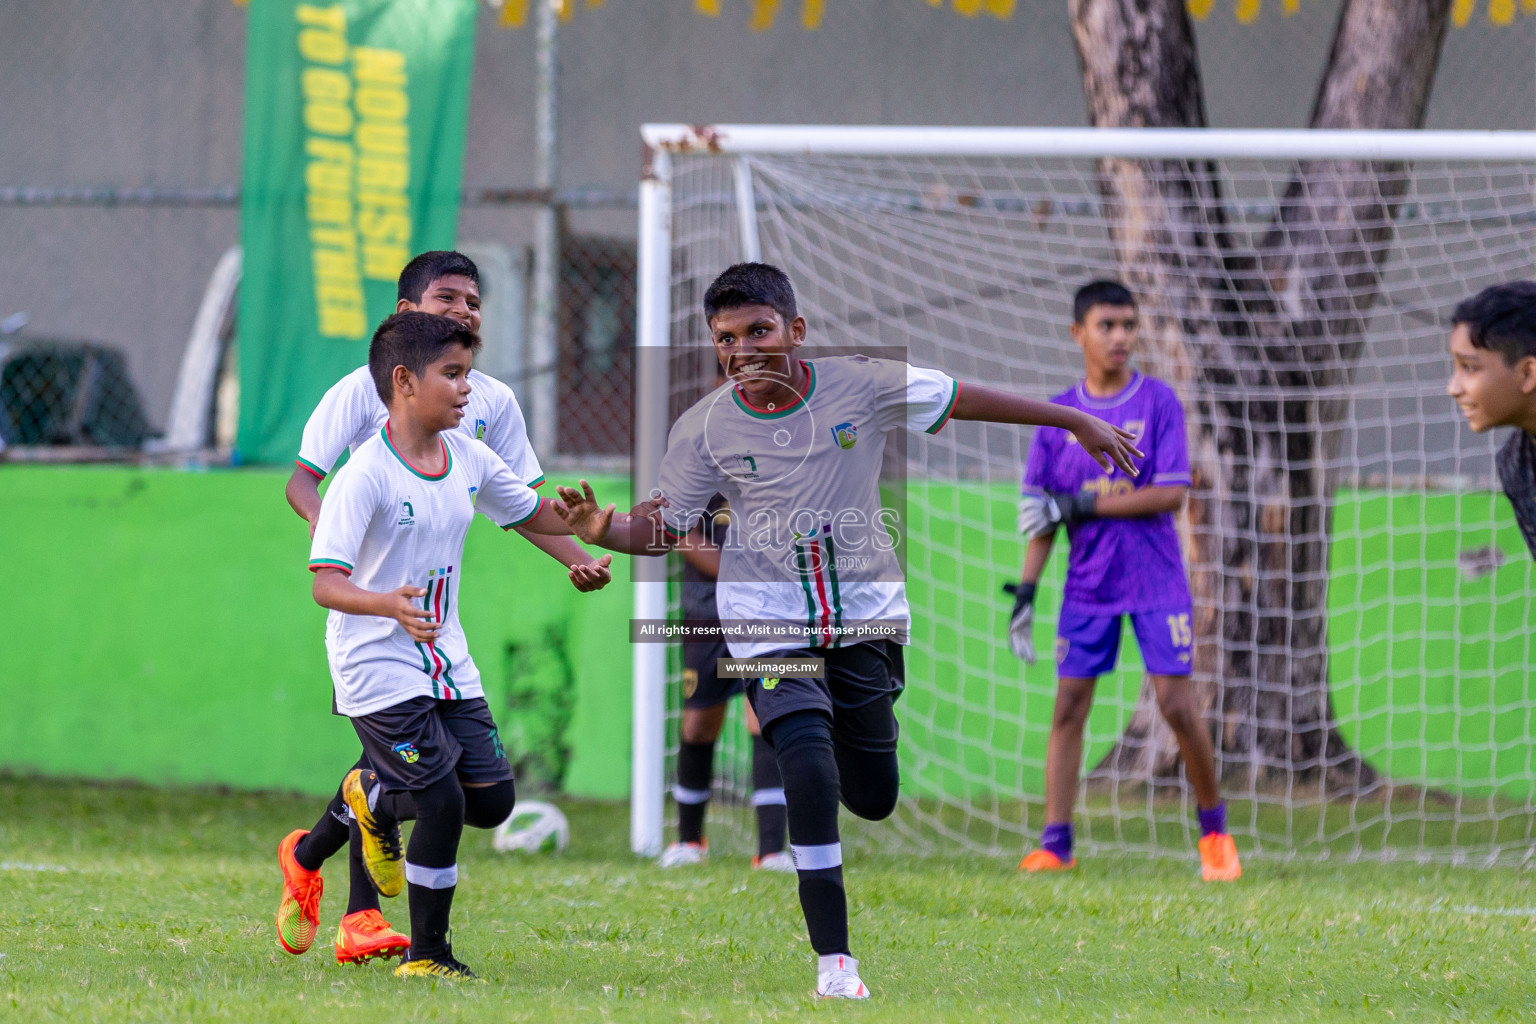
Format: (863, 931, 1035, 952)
(1016, 491, 1099, 539)
(1002, 581, 1037, 664)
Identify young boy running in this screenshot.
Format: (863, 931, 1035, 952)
(276, 251, 599, 965)
(1446, 280, 1536, 563)
(309, 311, 610, 980)
(1008, 280, 1239, 882)
(555, 262, 1140, 999)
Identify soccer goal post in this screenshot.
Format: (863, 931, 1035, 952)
(632, 124, 1536, 864)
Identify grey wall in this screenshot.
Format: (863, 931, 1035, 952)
(0, 0, 1530, 432)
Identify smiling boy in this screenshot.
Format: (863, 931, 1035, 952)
(554, 262, 1140, 999)
(1447, 280, 1536, 562)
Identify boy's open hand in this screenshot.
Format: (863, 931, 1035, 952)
(382, 585, 440, 643)
(554, 479, 616, 545)
(1072, 415, 1144, 477)
(568, 554, 613, 592)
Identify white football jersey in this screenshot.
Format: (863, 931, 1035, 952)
(655, 356, 959, 658)
(296, 366, 544, 488)
(309, 426, 544, 717)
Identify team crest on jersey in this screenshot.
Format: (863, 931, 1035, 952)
(393, 742, 420, 764)
(398, 500, 416, 526)
(831, 422, 858, 450)
(475, 418, 487, 440)
(468, 485, 479, 507)
(735, 453, 760, 480)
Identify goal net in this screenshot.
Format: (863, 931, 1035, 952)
(632, 125, 1536, 865)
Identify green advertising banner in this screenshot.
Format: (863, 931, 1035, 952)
(238, 0, 478, 464)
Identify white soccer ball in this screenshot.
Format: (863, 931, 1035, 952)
(492, 801, 570, 854)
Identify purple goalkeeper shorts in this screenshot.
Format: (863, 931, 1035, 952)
(1055, 606, 1194, 678)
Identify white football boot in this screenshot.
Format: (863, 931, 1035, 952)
(816, 953, 870, 999)
(657, 841, 707, 868)
(752, 851, 797, 873)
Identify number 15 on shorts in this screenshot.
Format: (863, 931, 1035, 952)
(1166, 613, 1193, 648)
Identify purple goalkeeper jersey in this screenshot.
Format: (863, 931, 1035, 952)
(1022, 372, 1193, 614)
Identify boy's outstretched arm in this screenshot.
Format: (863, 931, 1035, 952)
(553, 479, 678, 556)
(312, 568, 441, 643)
(951, 384, 1143, 477)
(513, 530, 614, 591)
(509, 500, 615, 590)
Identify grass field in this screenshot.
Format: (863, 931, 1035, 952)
(3, 777, 1534, 1022)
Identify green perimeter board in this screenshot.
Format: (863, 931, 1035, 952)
(2, 469, 1530, 802)
(0, 467, 631, 798)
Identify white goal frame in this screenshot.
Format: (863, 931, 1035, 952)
(629, 123, 1536, 857)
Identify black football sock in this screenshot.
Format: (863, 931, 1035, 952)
(294, 753, 370, 871)
(751, 733, 787, 856)
(405, 881, 456, 962)
(345, 821, 382, 916)
(402, 775, 465, 962)
(674, 740, 715, 845)
(767, 710, 850, 957)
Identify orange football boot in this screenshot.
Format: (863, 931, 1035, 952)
(1199, 832, 1242, 882)
(333, 909, 410, 964)
(1019, 848, 1077, 872)
(276, 829, 323, 955)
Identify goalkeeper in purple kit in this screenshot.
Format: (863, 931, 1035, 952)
(1008, 280, 1240, 882)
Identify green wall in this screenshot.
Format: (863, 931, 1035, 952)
(0, 466, 633, 798)
(2, 468, 1530, 803)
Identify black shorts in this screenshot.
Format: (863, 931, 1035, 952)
(681, 639, 745, 709)
(746, 640, 904, 754)
(351, 696, 513, 793)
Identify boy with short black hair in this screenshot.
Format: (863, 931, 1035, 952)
(1447, 280, 1536, 562)
(1008, 279, 1238, 882)
(308, 311, 610, 980)
(555, 262, 1141, 999)
(276, 251, 600, 966)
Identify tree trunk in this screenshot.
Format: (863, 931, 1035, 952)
(1068, 0, 1450, 794)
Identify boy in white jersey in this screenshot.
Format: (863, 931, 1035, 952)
(309, 311, 611, 981)
(556, 263, 1140, 999)
(276, 252, 601, 965)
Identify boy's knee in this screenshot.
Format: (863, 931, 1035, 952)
(415, 773, 465, 824)
(841, 783, 898, 822)
(836, 750, 899, 822)
(1052, 679, 1096, 732)
(765, 709, 834, 759)
(462, 779, 516, 830)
